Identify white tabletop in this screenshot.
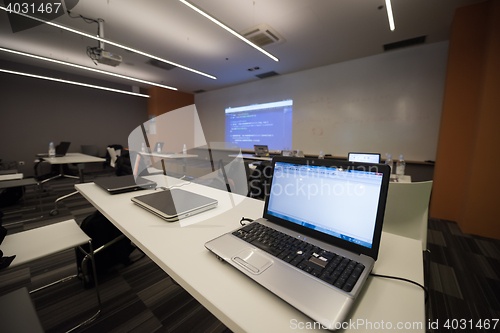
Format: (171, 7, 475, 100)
(0, 173, 23, 181)
(229, 154, 273, 161)
(145, 152, 198, 159)
(41, 153, 105, 165)
(76, 177, 425, 332)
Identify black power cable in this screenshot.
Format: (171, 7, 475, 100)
(239, 217, 254, 226)
(67, 10, 99, 24)
(68, 10, 103, 65)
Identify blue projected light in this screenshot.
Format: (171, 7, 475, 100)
(225, 100, 293, 150)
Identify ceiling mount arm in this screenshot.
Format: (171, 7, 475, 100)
(98, 19, 105, 50)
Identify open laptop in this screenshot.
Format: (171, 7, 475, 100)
(154, 142, 164, 153)
(205, 156, 390, 330)
(348, 152, 381, 164)
(131, 188, 218, 222)
(37, 142, 71, 158)
(254, 145, 270, 157)
(94, 175, 156, 195)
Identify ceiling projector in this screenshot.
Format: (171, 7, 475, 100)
(97, 50, 122, 67)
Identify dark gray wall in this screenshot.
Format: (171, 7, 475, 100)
(0, 60, 147, 177)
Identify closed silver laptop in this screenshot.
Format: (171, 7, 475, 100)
(205, 156, 390, 330)
(131, 188, 218, 222)
(94, 175, 156, 195)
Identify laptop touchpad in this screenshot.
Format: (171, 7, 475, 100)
(232, 249, 273, 275)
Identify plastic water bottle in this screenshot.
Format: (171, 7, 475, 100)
(318, 151, 324, 159)
(385, 154, 393, 174)
(48, 142, 55, 157)
(141, 142, 146, 153)
(396, 155, 406, 176)
(183, 144, 187, 155)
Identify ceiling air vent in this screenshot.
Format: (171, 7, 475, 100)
(383, 36, 427, 51)
(256, 71, 279, 79)
(193, 90, 206, 94)
(240, 23, 285, 48)
(147, 59, 177, 71)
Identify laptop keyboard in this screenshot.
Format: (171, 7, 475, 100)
(232, 222, 365, 292)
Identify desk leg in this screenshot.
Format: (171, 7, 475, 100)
(40, 164, 79, 184)
(50, 191, 78, 216)
(48, 164, 85, 215)
(78, 163, 85, 183)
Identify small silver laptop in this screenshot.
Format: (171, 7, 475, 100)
(131, 188, 218, 222)
(205, 156, 390, 329)
(348, 152, 381, 164)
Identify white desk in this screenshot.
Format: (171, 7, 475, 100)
(39, 153, 105, 216)
(76, 178, 425, 332)
(229, 154, 273, 161)
(39, 153, 105, 184)
(147, 152, 198, 159)
(0, 173, 23, 181)
(41, 152, 105, 165)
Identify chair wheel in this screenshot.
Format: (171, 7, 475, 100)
(50, 209, 59, 216)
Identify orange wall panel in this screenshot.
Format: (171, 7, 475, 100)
(431, 2, 489, 222)
(146, 87, 195, 151)
(147, 87, 194, 117)
(460, 0, 500, 238)
(431, 0, 500, 239)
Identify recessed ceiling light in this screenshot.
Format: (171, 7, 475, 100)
(385, 0, 396, 31)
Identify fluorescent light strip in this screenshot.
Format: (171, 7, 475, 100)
(0, 5, 217, 80)
(0, 47, 177, 91)
(0, 68, 150, 98)
(385, 0, 395, 31)
(179, 0, 279, 62)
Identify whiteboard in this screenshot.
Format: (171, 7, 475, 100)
(196, 42, 449, 161)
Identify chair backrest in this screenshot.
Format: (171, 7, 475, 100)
(81, 145, 99, 157)
(107, 147, 117, 168)
(382, 181, 433, 250)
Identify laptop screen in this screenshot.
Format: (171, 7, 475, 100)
(254, 145, 269, 156)
(348, 153, 381, 164)
(266, 161, 384, 249)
